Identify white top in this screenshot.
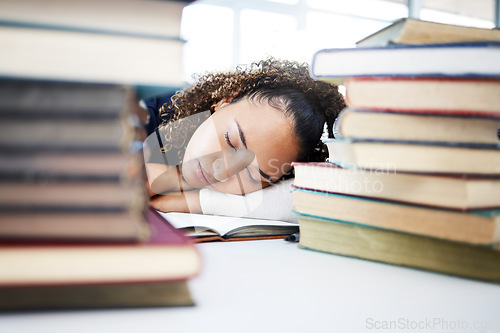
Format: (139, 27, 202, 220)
(199, 178, 298, 223)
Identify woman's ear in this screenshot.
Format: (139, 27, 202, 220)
(211, 96, 233, 112)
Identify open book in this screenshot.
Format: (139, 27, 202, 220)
(157, 212, 299, 242)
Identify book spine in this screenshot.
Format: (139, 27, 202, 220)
(0, 152, 143, 182)
(0, 79, 128, 118)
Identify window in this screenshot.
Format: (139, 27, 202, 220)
(180, 0, 497, 81)
(421, 0, 495, 27)
(180, 4, 234, 81)
(239, 9, 298, 64)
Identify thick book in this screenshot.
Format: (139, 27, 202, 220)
(0, 208, 201, 310)
(335, 107, 500, 145)
(292, 162, 500, 210)
(0, 211, 150, 242)
(0, 79, 147, 153)
(0, 25, 184, 90)
(0, 280, 194, 310)
(325, 138, 500, 175)
(311, 42, 500, 82)
(160, 212, 299, 242)
(0, 118, 136, 152)
(0, 80, 131, 118)
(293, 188, 500, 246)
(0, 182, 146, 212)
(0, 152, 142, 182)
(344, 77, 500, 117)
(296, 213, 500, 282)
(0, 0, 186, 39)
(356, 18, 500, 48)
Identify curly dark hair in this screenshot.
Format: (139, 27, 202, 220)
(158, 58, 345, 165)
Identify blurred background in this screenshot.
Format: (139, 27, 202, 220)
(180, 0, 498, 81)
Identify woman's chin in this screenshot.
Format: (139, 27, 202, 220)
(181, 166, 201, 189)
(210, 181, 264, 195)
(183, 172, 205, 189)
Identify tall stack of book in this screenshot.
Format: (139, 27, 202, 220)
(0, 0, 201, 309)
(293, 18, 500, 282)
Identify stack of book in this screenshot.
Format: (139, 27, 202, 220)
(293, 18, 500, 282)
(0, 0, 186, 95)
(0, 208, 201, 310)
(0, 0, 201, 309)
(0, 80, 151, 242)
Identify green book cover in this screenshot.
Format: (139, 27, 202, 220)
(296, 213, 500, 282)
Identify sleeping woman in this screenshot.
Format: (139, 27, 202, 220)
(141, 58, 345, 222)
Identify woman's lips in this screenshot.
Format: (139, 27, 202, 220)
(196, 162, 214, 187)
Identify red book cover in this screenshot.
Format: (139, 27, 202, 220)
(344, 76, 500, 117)
(0, 208, 201, 287)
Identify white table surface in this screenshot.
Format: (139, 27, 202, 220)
(1, 239, 500, 333)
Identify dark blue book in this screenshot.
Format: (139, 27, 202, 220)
(311, 42, 500, 81)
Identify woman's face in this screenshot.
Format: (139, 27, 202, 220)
(181, 98, 299, 195)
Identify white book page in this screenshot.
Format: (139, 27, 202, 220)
(157, 211, 297, 237)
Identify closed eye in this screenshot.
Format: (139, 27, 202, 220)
(246, 168, 260, 184)
(224, 131, 237, 150)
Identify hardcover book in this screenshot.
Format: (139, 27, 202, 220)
(0, 209, 201, 310)
(325, 138, 500, 175)
(0, 0, 187, 39)
(0, 25, 184, 92)
(343, 77, 500, 117)
(335, 107, 500, 144)
(356, 18, 500, 47)
(296, 213, 500, 283)
(293, 188, 500, 246)
(292, 162, 500, 210)
(311, 42, 500, 82)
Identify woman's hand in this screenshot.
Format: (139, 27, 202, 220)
(145, 163, 193, 196)
(149, 190, 202, 213)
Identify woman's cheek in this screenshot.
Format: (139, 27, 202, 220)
(210, 174, 262, 195)
(183, 117, 222, 163)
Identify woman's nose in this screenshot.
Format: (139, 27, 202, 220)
(212, 148, 255, 181)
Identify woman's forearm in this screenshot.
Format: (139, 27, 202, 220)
(149, 190, 201, 213)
